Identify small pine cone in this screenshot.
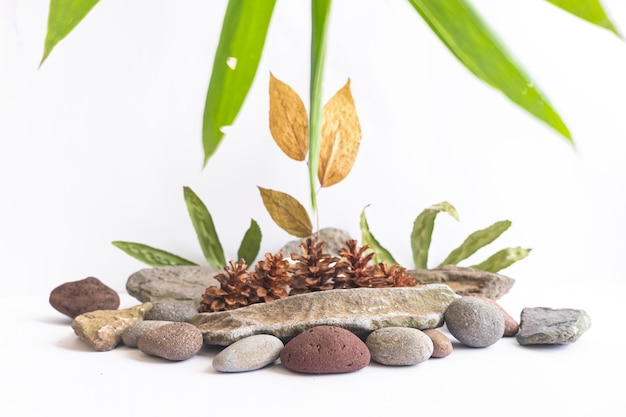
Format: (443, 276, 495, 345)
(334, 239, 376, 289)
(199, 259, 256, 312)
(389, 264, 418, 287)
(251, 252, 291, 302)
(289, 237, 339, 295)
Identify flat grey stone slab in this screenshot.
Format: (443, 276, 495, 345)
(516, 307, 591, 345)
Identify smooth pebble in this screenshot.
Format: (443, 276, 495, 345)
(213, 334, 284, 372)
(138, 322, 203, 361)
(366, 327, 433, 366)
(445, 297, 504, 348)
(423, 329, 453, 358)
(122, 320, 172, 347)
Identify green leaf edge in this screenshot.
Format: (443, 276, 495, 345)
(183, 186, 226, 269)
(439, 219, 511, 266)
(237, 219, 262, 265)
(471, 246, 532, 272)
(111, 241, 197, 267)
(359, 205, 397, 265)
(410, 201, 459, 269)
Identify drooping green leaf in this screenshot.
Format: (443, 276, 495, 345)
(111, 241, 197, 267)
(546, 0, 622, 37)
(411, 202, 459, 269)
(439, 220, 511, 267)
(359, 205, 397, 265)
(202, 0, 276, 166)
(258, 186, 313, 238)
(237, 219, 262, 265)
(471, 247, 531, 273)
(407, 0, 572, 143)
(40, 0, 100, 66)
(183, 186, 226, 269)
(308, 0, 332, 211)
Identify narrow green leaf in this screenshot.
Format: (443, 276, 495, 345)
(471, 247, 532, 273)
(407, 0, 573, 143)
(439, 220, 512, 267)
(40, 0, 100, 66)
(237, 219, 262, 265)
(258, 186, 313, 238)
(202, 0, 276, 166)
(411, 202, 459, 269)
(112, 241, 197, 267)
(546, 0, 622, 37)
(359, 205, 397, 265)
(308, 0, 332, 212)
(183, 186, 226, 269)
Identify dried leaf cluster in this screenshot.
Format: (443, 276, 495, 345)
(199, 237, 417, 313)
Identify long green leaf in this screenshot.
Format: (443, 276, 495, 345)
(40, 0, 100, 66)
(471, 247, 531, 273)
(359, 206, 397, 265)
(183, 186, 226, 269)
(308, 0, 332, 212)
(111, 241, 197, 267)
(237, 219, 262, 265)
(546, 0, 622, 37)
(411, 202, 459, 269)
(438, 220, 511, 267)
(407, 0, 572, 143)
(202, 0, 276, 166)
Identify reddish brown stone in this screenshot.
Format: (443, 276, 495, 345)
(49, 277, 120, 318)
(423, 329, 453, 358)
(280, 326, 370, 374)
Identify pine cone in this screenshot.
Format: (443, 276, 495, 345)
(289, 237, 339, 295)
(334, 239, 376, 289)
(199, 259, 256, 312)
(251, 251, 291, 302)
(359, 261, 418, 288)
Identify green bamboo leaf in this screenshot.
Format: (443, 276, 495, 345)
(471, 247, 532, 273)
(411, 202, 459, 269)
(202, 0, 276, 166)
(183, 186, 226, 269)
(111, 241, 197, 267)
(438, 220, 512, 267)
(359, 205, 397, 265)
(258, 186, 313, 238)
(407, 0, 572, 143)
(308, 0, 332, 211)
(40, 0, 100, 66)
(546, 0, 622, 37)
(237, 219, 262, 265)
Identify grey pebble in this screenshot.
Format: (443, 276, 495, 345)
(365, 327, 433, 366)
(516, 307, 591, 345)
(138, 322, 203, 361)
(122, 320, 172, 347)
(444, 296, 504, 348)
(144, 301, 199, 322)
(213, 334, 284, 373)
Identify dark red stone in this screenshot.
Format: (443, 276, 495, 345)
(49, 277, 120, 318)
(279, 325, 370, 374)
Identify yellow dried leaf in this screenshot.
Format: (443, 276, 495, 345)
(258, 186, 312, 238)
(269, 73, 309, 161)
(318, 79, 362, 187)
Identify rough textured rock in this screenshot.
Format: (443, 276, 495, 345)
(126, 266, 220, 307)
(423, 329, 453, 358)
(516, 307, 591, 345)
(49, 277, 120, 318)
(71, 303, 153, 351)
(444, 297, 505, 348)
(469, 295, 519, 336)
(278, 227, 352, 257)
(407, 265, 515, 300)
(122, 320, 172, 347)
(280, 326, 370, 374)
(213, 335, 284, 373)
(191, 285, 459, 346)
(144, 301, 198, 322)
(138, 322, 204, 361)
(366, 327, 433, 366)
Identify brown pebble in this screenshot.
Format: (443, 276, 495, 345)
(423, 329, 453, 358)
(469, 295, 519, 337)
(138, 322, 203, 361)
(50, 277, 120, 318)
(280, 326, 370, 374)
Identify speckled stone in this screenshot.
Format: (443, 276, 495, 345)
(50, 277, 120, 319)
(138, 322, 203, 361)
(516, 307, 591, 345)
(423, 329, 453, 358)
(213, 335, 284, 373)
(444, 296, 505, 348)
(366, 327, 433, 366)
(144, 301, 198, 322)
(121, 320, 172, 347)
(280, 326, 370, 374)
(469, 295, 519, 337)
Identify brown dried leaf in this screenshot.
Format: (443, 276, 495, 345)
(269, 73, 308, 161)
(318, 79, 362, 187)
(258, 186, 312, 238)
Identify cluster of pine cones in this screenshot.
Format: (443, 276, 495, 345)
(199, 237, 417, 313)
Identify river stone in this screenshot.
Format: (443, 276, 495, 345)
(366, 327, 433, 366)
(126, 266, 220, 307)
(469, 295, 519, 336)
(71, 303, 153, 351)
(423, 329, 453, 358)
(138, 322, 203, 361)
(49, 277, 120, 318)
(280, 326, 370, 374)
(516, 307, 591, 345)
(444, 296, 505, 348)
(144, 301, 198, 322)
(213, 334, 284, 373)
(191, 284, 459, 346)
(122, 320, 172, 347)
(278, 227, 352, 257)
(407, 265, 515, 300)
